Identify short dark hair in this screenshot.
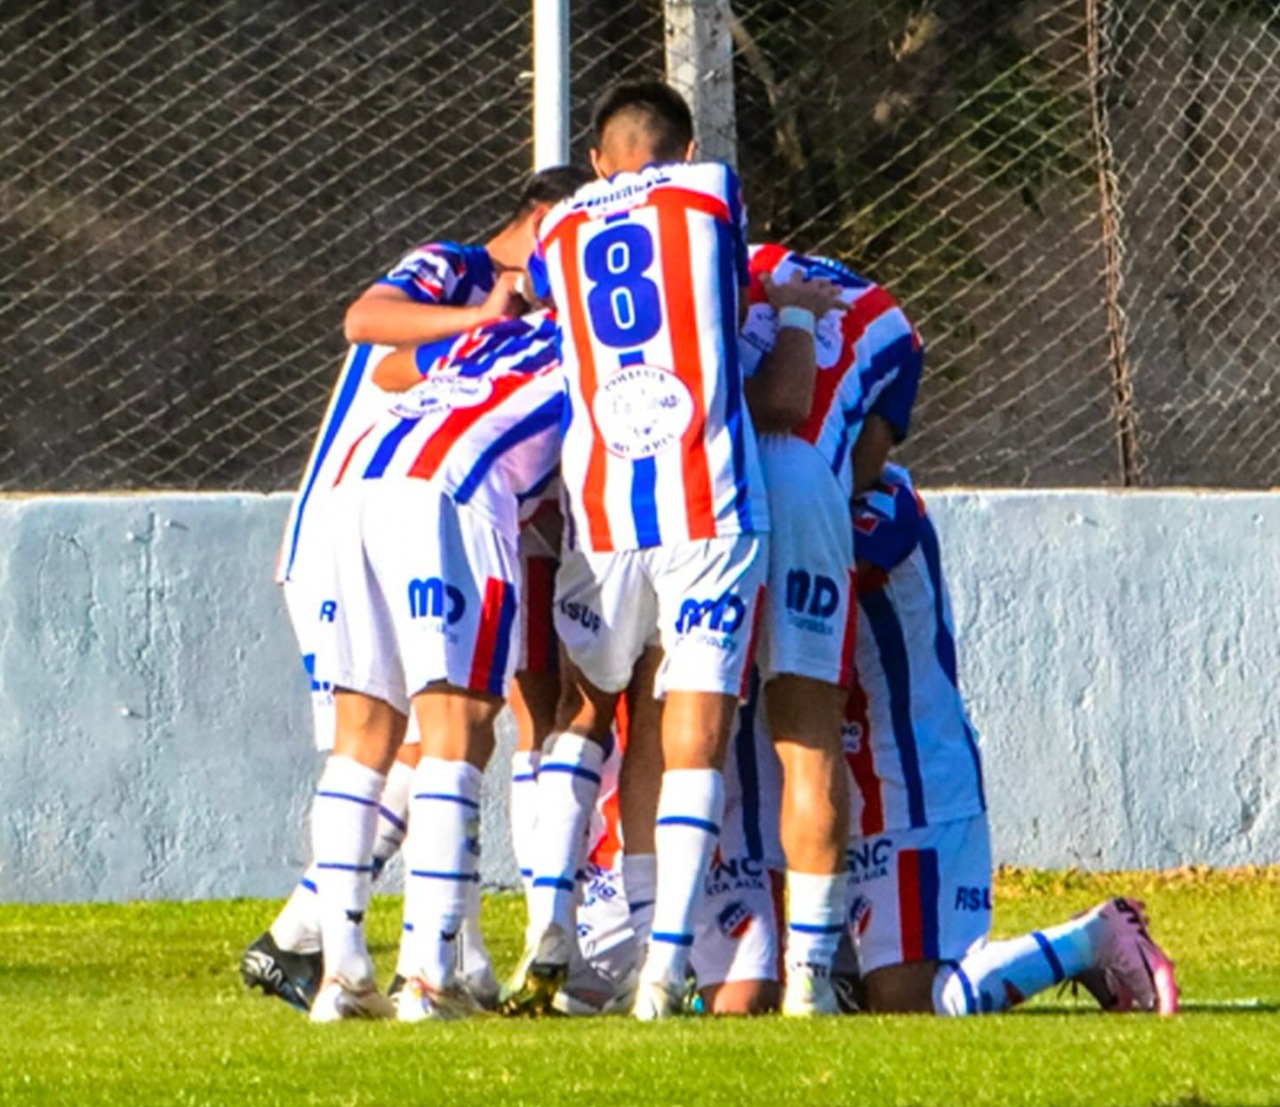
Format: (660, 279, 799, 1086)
(509, 164, 592, 222)
(591, 81, 694, 163)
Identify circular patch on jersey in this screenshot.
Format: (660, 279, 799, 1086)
(591, 364, 695, 460)
(392, 373, 493, 419)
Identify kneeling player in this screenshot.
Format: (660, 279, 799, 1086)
(839, 465, 1177, 1016)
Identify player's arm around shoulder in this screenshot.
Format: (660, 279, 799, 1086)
(344, 272, 523, 346)
(745, 271, 847, 432)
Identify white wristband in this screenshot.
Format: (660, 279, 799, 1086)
(777, 305, 816, 335)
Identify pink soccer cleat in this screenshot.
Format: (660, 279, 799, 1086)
(1076, 897, 1178, 1015)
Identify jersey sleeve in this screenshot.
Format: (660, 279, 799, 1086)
(853, 473, 926, 572)
(865, 308, 924, 442)
(377, 243, 465, 305)
(527, 242, 552, 303)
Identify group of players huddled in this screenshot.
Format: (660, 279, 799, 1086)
(240, 81, 1178, 1022)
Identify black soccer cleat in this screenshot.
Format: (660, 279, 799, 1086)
(239, 931, 324, 1014)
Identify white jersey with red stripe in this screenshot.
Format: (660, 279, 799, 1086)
(531, 161, 767, 552)
(332, 312, 565, 543)
(844, 465, 987, 838)
(739, 245, 923, 502)
(275, 241, 498, 584)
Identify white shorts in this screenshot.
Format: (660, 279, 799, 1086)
(756, 438, 855, 687)
(845, 812, 992, 976)
(282, 572, 337, 751)
(314, 480, 521, 715)
(690, 855, 782, 988)
(554, 534, 767, 699)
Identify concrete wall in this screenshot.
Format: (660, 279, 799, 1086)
(1, 490, 1276, 904)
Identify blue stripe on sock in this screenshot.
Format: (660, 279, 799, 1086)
(315, 790, 378, 808)
(539, 764, 602, 785)
(409, 869, 481, 883)
(1032, 931, 1067, 984)
(629, 899, 654, 913)
(300, 878, 318, 894)
(946, 960, 979, 1014)
(402, 922, 414, 933)
(518, 868, 533, 877)
(315, 862, 375, 873)
(651, 931, 695, 947)
(412, 792, 481, 809)
(788, 923, 846, 936)
(377, 806, 407, 833)
(532, 876, 575, 892)
(656, 815, 720, 835)
(512, 773, 538, 784)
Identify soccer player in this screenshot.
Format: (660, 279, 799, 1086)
(505, 81, 775, 1020)
(839, 464, 1178, 1016)
(306, 308, 566, 1021)
(734, 244, 923, 1013)
(240, 166, 586, 1013)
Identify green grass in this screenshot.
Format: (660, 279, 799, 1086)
(2, 869, 1278, 1106)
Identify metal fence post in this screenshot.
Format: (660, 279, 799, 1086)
(664, 0, 737, 166)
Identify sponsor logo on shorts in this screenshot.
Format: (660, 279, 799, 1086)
(407, 577, 466, 624)
(705, 855, 766, 895)
(954, 886, 993, 912)
(318, 599, 338, 623)
(558, 598, 602, 636)
(675, 594, 746, 637)
(847, 837, 893, 883)
(784, 569, 841, 635)
(717, 901, 754, 940)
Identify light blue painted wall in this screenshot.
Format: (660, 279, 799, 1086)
(0, 490, 1275, 904)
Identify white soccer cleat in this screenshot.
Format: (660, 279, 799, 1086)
(394, 976, 483, 1022)
(782, 964, 841, 1017)
(309, 975, 396, 1023)
(631, 973, 684, 1021)
(1080, 897, 1178, 1016)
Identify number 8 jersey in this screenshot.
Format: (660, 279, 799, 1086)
(532, 161, 768, 553)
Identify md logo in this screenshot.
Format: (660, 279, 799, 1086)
(675, 593, 745, 635)
(785, 569, 840, 619)
(407, 577, 466, 624)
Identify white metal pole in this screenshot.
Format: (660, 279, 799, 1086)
(533, 0, 570, 168)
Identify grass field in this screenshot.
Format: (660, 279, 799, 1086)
(2, 868, 1278, 1107)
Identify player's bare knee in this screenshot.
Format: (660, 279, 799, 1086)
(701, 979, 780, 1016)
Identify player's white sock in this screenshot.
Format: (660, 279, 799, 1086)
(623, 852, 657, 948)
(643, 769, 725, 983)
(785, 871, 847, 972)
(402, 757, 484, 987)
(371, 756, 414, 879)
(268, 864, 321, 954)
(509, 750, 542, 900)
(933, 915, 1102, 1015)
(311, 755, 385, 985)
(460, 880, 496, 992)
(527, 733, 606, 939)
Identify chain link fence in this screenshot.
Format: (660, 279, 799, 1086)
(2, 0, 1277, 491)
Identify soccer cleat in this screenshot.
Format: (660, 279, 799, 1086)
(309, 976, 396, 1023)
(631, 973, 684, 1021)
(1077, 897, 1178, 1015)
(239, 931, 323, 1014)
(782, 963, 841, 1017)
(500, 924, 573, 1017)
(394, 975, 484, 1022)
(461, 961, 502, 1012)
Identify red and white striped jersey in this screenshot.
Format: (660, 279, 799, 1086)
(275, 241, 498, 583)
(531, 161, 767, 552)
(739, 244, 923, 501)
(844, 465, 987, 837)
(332, 312, 566, 542)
